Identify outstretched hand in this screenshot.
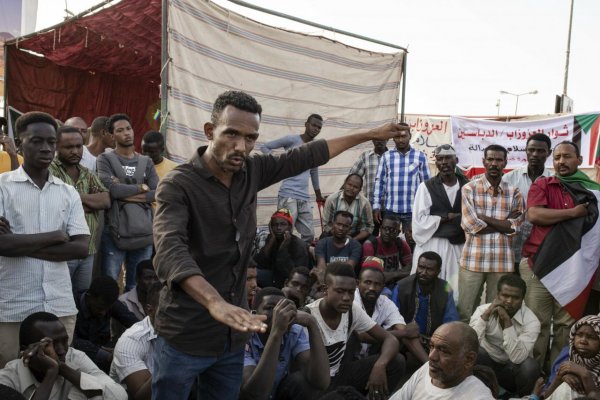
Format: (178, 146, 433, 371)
(208, 301, 267, 333)
(368, 123, 410, 141)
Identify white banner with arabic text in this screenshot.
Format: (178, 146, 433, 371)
(451, 115, 574, 168)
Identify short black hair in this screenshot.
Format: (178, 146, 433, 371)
(526, 133, 552, 150)
(254, 287, 284, 309)
(333, 210, 354, 223)
(326, 262, 356, 281)
(497, 274, 527, 297)
(90, 116, 109, 137)
(381, 214, 401, 225)
(555, 140, 581, 157)
(418, 251, 442, 269)
(344, 173, 363, 190)
(142, 130, 165, 147)
(135, 259, 156, 281)
(19, 312, 60, 348)
(307, 114, 323, 122)
(56, 125, 83, 142)
(483, 144, 508, 159)
(145, 282, 163, 307)
(88, 276, 120, 305)
(15, 111, 58, 135)
(288, 266, 310, 281)
(106, 113, 131, 134)
(0, 385, 26, 400)
(210, 91, 262, 125)
(358, 266, 385, 281)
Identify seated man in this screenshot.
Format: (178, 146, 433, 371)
(110, 282, 163, 400)
(322, 174, 374, 242)
(305, 262, 405, 398)
(362, 215, 412, 289)
(240, 287, 330, 400)
(391, 252, 459, 355)
(470, 274, 541, 397)
(282, 266, 312, 308)
(389, 322, 494, 399)
(112, 259, 159, 339)
(254, 208, 309, 288)
(354, 258, 427, 364)
(72, 276, 138, 373)
(315, 211, 362, 278)
(0, 312, 127, 399)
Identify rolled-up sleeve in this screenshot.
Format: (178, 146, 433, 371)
(506, 189, 525, 236)
(461, 184, 487, 234)
(71, 349, 128, 399)
(153, 178, 203, 288)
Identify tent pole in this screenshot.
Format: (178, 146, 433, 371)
(160, 0, 169, 137)
(2, 44, 7, 118)
(225, 0, 407, 52)
(400, 53, 407, 123)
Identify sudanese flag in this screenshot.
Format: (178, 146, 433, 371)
(532, 170, 600, 320)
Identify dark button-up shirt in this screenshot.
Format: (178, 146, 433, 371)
(153, 140, 330, 356)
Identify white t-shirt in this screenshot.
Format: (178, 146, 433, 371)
(306, 299, 376, 376)
(390, 362, 494, 400)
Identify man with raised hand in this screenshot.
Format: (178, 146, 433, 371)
(151, 90, 410, 400)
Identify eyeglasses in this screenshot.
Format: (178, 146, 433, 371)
(380, 226, 399, 232)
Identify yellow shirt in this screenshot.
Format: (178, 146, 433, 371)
(0, 152, 23, 174)
(154, 157, 178, 179)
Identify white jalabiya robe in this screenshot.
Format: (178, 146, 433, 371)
(411, 181, 462, 301)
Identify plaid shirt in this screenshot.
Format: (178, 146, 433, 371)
(460, 174, 525, 273)
(322, 189, 374, 236)
(373, 147, 430, 213)
(349, 149, 384, 205)
(50, 159, 108, 255)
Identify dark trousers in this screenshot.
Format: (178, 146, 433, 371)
(477, 348, 540, 397)
(283, 353, 405, 399)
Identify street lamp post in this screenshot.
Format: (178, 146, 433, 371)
(499, 90, 538, 116)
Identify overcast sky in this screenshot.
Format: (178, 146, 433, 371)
(37, 0, 599, 117)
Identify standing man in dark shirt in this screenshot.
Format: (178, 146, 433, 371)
(151, 90, 410, 400)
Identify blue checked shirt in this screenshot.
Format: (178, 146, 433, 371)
(373, 147, 431, 214)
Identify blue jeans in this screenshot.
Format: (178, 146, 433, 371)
(67, 253, 95, 294)
(99, 227, 152, 291)
(152, 336, 244, 400)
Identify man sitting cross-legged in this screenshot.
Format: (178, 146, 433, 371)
(389, 322, 494, 399)
(391, 251, 459, 368)
(110, 282, 163, 400)
(240, 287, 329, 400)
(354, 257, 426, 365)
(303, 262, 405, 399)
(0, 312, 126, 399)
(470, 274, 541, 397)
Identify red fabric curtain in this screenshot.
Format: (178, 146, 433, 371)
(6, 46, 159, 148)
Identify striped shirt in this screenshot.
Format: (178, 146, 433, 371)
(50, 159, 108, 254)
(110, 316, 157, 383)
(0, 167, 90, 322)
(373, 147, 430, 214)
(349, 149, 384, 204)
(322, 189, 373, 236)
(460, 175, 524, 273)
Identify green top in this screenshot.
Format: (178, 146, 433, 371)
(49, 159, 108, 254)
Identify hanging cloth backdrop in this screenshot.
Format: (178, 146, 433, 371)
(166, 0, 404, 230)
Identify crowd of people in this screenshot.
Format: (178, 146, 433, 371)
(0, 90, 599, 400)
